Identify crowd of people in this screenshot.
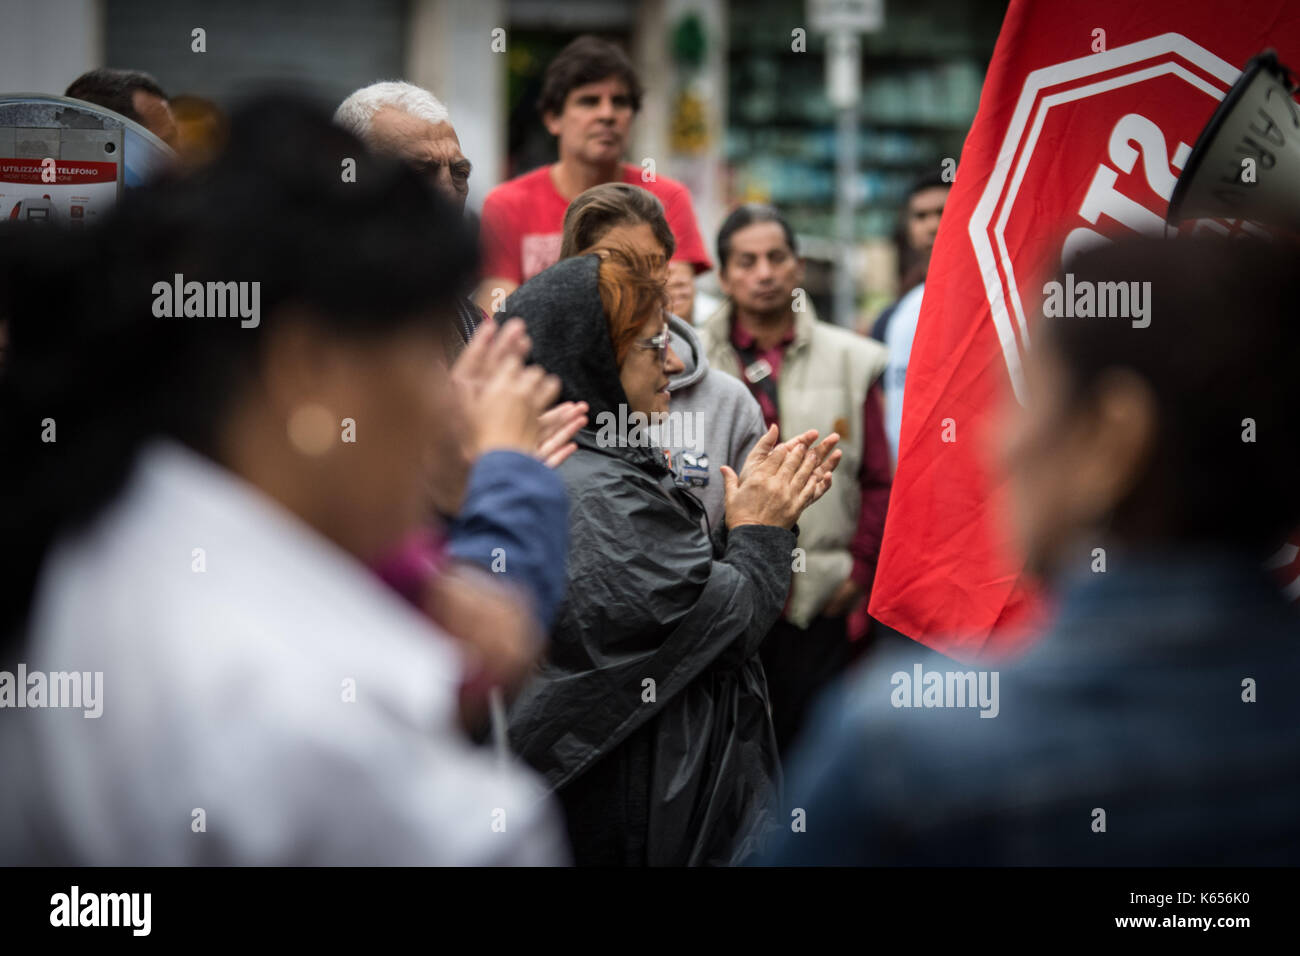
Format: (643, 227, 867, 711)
(0, 35, 1296, 866)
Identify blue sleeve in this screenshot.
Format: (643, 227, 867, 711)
(445, 451, 569, 630)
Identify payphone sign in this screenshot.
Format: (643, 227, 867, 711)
(1, 158, 118, 224)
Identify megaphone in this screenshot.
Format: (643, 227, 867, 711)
(1167, 51, 1300, 228)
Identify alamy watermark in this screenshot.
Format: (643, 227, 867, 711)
(50, 886, 150, 936)
(0, 664, 102, 718)
(595, 404, 703, 449)
(1042, 273, 1150, 328)
(152, 273, 260, 328)
(890, 663, 999, 718)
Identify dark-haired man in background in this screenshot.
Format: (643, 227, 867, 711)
(700, 204, 891, 757)
(870, 172, 951, 465)
(474, 35, 710, 314)
(65, 67, 179, 149)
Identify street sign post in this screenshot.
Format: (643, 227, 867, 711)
(809, 0, 884, 327)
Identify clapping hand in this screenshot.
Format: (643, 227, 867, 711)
(721, 425, 843, 530)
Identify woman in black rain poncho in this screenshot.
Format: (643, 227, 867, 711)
(505, 248, 841, 865)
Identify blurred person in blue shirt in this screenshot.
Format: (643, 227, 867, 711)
(767, 235, 1300, 865)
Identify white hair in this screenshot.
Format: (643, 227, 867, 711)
(333, 81, 451, 144)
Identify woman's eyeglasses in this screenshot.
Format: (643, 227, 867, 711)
(635, 323, 671, 365)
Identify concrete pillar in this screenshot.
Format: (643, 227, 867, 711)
(406, 0, 506, 212)
(632, 0, 728, 278)
(0, 0, 103, 95)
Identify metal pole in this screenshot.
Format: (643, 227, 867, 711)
(828, 32, 861, 329)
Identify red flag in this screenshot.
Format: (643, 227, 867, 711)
(868, 0, 1300, 661)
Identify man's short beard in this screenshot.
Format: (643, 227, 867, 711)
(743, 297, 793, 321)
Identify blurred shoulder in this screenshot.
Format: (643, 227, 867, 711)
(788, 650, 1055, 806)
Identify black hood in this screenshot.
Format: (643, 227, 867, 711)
(503, 255, 663, 472)
(502, 255, 628, 422)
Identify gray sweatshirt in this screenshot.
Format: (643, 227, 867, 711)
(652, 315, 766, 530)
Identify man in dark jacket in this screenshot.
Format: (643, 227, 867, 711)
(504, 252, 837, 865)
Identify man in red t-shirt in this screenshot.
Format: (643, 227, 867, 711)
(475, 35, 710, 315)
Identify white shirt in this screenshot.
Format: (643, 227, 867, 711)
(882, 282, 927, 464)
(5, 441, 566, 865)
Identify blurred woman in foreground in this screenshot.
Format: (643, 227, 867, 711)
(504, 248, 840, 865)
(770, 236, 1300, 865)
(0, 99, 565, 865)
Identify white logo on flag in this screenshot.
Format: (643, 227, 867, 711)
(967, 33, 1241, 403)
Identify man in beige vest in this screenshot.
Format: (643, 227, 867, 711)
(699, 204, 891, 755)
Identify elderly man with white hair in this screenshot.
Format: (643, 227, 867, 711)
(336, 81, 480, 339)
(334, 82, 588, 731)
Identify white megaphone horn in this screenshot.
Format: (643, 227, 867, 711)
(1167, 50, 1300, 228)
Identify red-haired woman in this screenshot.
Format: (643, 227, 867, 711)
(504, 248, 840, 865)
